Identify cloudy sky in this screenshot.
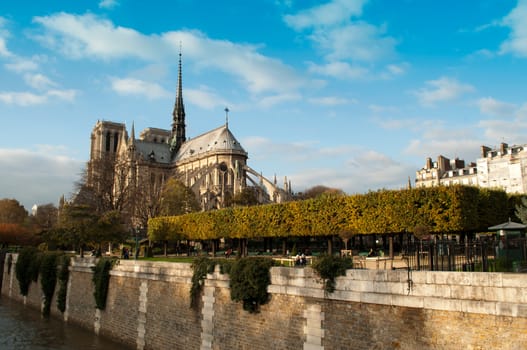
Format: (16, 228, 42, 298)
(1, 0, 527, 210)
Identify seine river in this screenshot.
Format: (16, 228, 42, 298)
(0, 298, 130, 350)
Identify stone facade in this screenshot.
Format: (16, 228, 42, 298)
(2, 255, 527, 350)
(415, 142, 527, 195)
(87, 54, 291, 227)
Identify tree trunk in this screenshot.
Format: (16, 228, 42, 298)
(211, 239, 216, 257)
(327, 237, 333, 255)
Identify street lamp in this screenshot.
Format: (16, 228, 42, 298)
(135, 227, 140, 260)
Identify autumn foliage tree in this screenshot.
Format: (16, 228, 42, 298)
(0, 198, 36, 247)
(0, 199, 27, 224)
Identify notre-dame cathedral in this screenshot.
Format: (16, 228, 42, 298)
(88, 54, 292, 225)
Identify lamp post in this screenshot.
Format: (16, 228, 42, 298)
(134, 227, 140, 260)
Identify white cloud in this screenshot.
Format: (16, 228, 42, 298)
(479, 118, 527, 145)
(47, 89, 78, 101)
(283, 0, 367, 31)
(477, 97, 517, 117)
(517, 103, 527, 118)
(32, 13, 306, 95)
(311, 22, 397, 62)
(0, 16, 13, 58)
(308, 96, 353, 106)
(499, 0, 527, 57)
(5, 59, 39, 72)
(99, 0, 119, 9)
(0, 92, 48, 106)
(0, 147, 83, 210)
(373, 117, 416, 130)
(368, 104, 399, 114)
(284, 1, 396, 63)
(24, 73, 57, 90)
(243, 135, 412, 194)
(404, 137, 483, 164)
(110, 77, 171, 99)
(0, 89, 78, 106)
(0, 35, 11, 57)
(257, 93, 301, 108)
(289, 149, 413, 194)
(32, 13, 166, 61)
(185, 87, 229, 110)
(466, 49, 495, 60)
(414, 77, 475, 106)
(308, 61, 368, 79)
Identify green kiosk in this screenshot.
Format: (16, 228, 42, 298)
(488, 220, 527, 271)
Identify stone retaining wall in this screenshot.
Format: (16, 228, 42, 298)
(2, 255, 527, 350)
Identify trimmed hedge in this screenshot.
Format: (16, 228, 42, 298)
(149, 186, 515, 241)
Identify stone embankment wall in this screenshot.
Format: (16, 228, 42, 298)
(2, 254, 527, 350)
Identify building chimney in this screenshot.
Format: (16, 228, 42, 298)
(426, 157, 432, 169)
(500, 143, 508, 155)
(481, 145, 491, 158)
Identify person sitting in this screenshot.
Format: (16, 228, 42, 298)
(300, 253, 307, 266)
(295, 253, 302, 266)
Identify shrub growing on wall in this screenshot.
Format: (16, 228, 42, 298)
(229, 257, 275, 313)
(190, 257, 216, 309)
(312, 255, 353, 294)
(40, 252, 59, 317)
(92, 258, 115, 310)
(15, 247, 39, 296)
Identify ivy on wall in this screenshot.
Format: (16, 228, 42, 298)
(92, 258, 116, 310)
(229, 257, 275, 313)
(15, 247, 39, 296)
(190, 257, 217, 309)
(56, 255, 70, 313)
(149, 186, 516, 242)
(40, 252, 59, 316)
(190, 257, 275, 313)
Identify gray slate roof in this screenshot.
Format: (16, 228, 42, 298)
(174, 124, 247, 162)
(135, 140, 172, 164)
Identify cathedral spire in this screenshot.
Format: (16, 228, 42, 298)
(129, 121, 135, 147)
(171, 47, 186, 153)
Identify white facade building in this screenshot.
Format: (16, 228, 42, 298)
(416, 142, 527, 194)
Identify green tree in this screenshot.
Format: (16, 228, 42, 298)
(31, 203, 58, 234)
(295, 185, 344, 200)
(515, 196, 527, 224)
(92, 210, 128, 250)
(232, 187, 259, 207)
(160, 178, 201, 216)
(56, 203, 98, 257)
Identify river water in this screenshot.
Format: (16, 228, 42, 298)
(0, 298, 130, 350)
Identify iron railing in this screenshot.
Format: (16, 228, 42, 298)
(402, 238, 527, 272)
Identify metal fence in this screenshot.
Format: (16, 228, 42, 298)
(403, 238, 527, 272)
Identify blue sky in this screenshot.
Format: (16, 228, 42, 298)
(1, 0, 527, 211)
